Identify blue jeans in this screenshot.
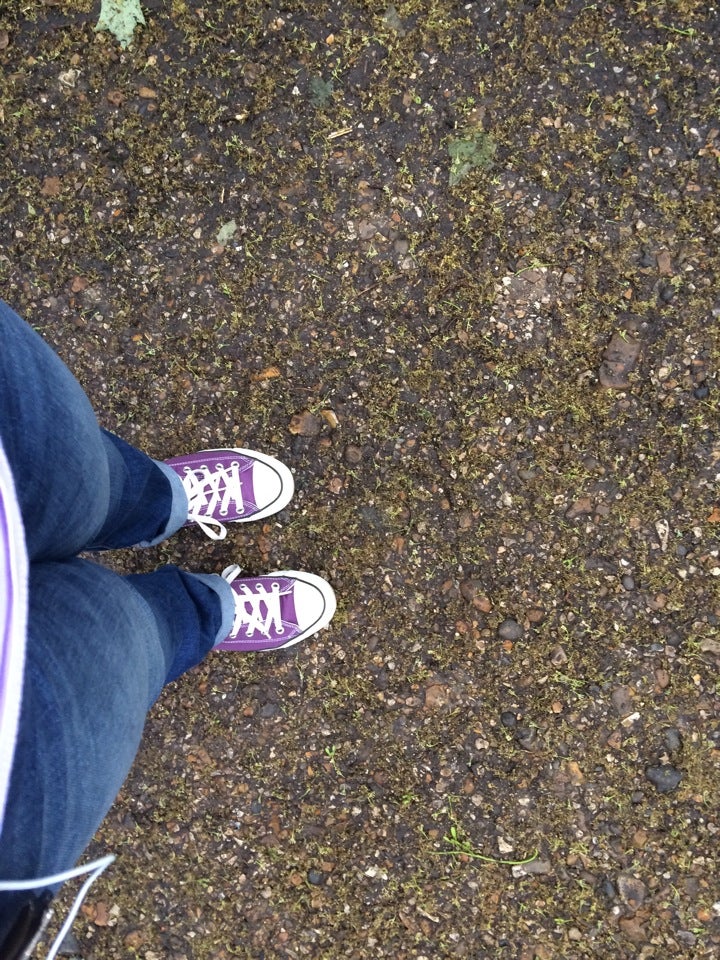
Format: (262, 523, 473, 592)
(0, 302, 235, 940)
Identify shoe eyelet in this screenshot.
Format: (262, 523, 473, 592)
(220, 508, 228, 515)
(271, 581, 280, 589)
(231, 460, 240, 468)
(277, 626, 285, 635)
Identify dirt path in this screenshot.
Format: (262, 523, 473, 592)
(1, 2, 719, 957)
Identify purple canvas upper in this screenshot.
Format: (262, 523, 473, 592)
(165, 450, 260, 522)
(0, 439, 28, 838)
(219, 575, 301, 651)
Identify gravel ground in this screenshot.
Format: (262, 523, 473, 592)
(1, 1, 719, 958)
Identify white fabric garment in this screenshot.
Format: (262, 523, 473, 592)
(0, 438, 27, 839)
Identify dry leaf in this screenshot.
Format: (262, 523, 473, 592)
(70, 276, 89, 293)
(708, 506, 720, 523)
(251, 366, 281, 382)
(138, 86, 157, 99)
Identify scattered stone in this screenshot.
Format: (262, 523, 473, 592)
(106, 88, 125, 107)
(611, 685, 634, 718)
(656, 249, 673, 275)
(344, 444, 363, 465)
(500, 711, 517, 729)
(617, 873, 647, 909)
(307, 869, 324, 885)
(645, 765, 682, 793)
(565, 497, 593, 519)
(511, 859, 551, 878)
(515, 726, 540, 751)
(663, 728, 682, 753)
(498, 619, 524, 641)
(457, 510, 474, 530)
(459, 580, 492, 611)
(123, 929, 145, 949)
(699, 638, 720, 656)
(460, 578, 481, 602)
(288, 411, 323, 436)
(357, 219, 377, 240)
(599, 331, 641, 389)
(621, 574, 635, 590)
(550, 645, 568, 666)
(618, 917, 647, 942)
(632, 829, 648, 848)
(423, 682, 451, 711)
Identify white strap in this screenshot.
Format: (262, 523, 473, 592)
(0, 854, 115, 960)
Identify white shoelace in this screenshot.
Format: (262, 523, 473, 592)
(223, 566, 291, 640)
(181, 461, 245, 540)
(0, 854, 115, 960)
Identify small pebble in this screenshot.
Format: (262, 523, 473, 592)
(550, 645, 568, 666)
(307, 869, 324, 886)
(617, 873, 647, 909)
(498, 619, 524, 641)
(621, 574, 635, 590)
(663, 728, 682, 753)
(645, 765, 682, 793)
(500, 711, 517, 729)
(611, 686, 633, 718)
(344, 444, 363, 465)
(515, 726, 539, 750)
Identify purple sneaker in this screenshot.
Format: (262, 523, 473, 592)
(216, 564, 337, 651)
(165, 448, 294, 540)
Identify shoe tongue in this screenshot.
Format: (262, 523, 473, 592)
(247, 577, 298, 640)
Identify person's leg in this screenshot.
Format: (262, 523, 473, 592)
(0, 557, 233, 940)
(0, 554, 334, 938)
(0, 300, 187, 560)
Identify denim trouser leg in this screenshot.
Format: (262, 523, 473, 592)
(0, 301, 235, 938)
(0, 299, 188, 558)
(0, 561, 230, 882)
